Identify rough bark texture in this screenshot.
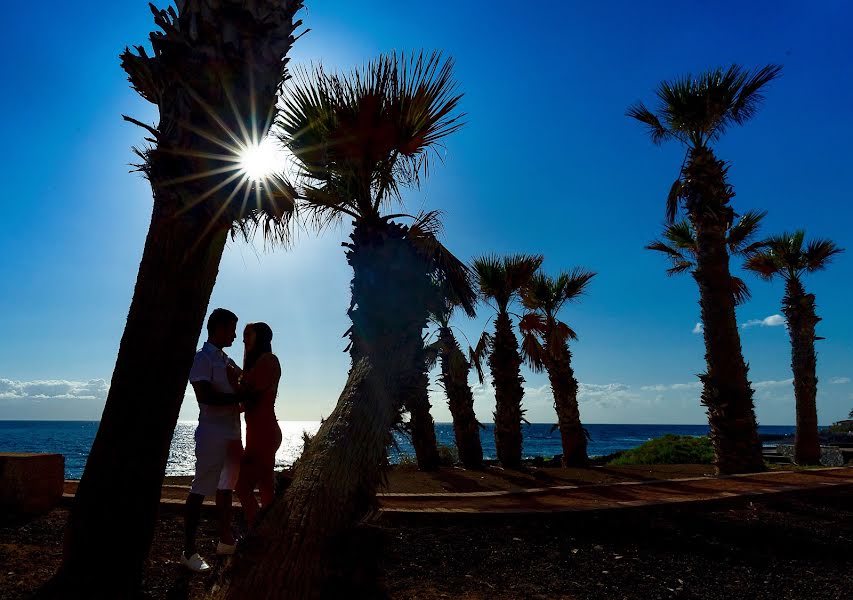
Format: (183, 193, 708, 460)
(404, 371, 441, 471)
(491, 311, 526, 469)
(48, 3, 303, 595)
(783, 278, 822, 465)
(210, 218, 435, 598)
(438, 327, 483, 469)
(52, 211, 228, 598)
(210, 360, 392, 600)
(543, 325, 587, 467)
(348, 219, 439, 471)
(685, 147, 763, 474)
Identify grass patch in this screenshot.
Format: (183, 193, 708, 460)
(608, 434, 714, 465)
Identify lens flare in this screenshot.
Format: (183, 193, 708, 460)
(238, 137, 284, 182)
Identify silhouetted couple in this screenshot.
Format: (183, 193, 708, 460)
(180, 308, 283, 572)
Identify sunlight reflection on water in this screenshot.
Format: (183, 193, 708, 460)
(167, 420, 322, 476)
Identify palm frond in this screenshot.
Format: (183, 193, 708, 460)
(729, 64, 783, 126)
(469, 331, 492, 384)
(744, 251, 780, 281)
(424, 340, 443, 371)
(803, 239, 844, 273)
(665, 178, 683, 223)
(407, 212, 477, 318)
(727, 210, 766, 255)
(626, 102, 671, 145)
(519, 313, 545, 373)
(731, 276, 751, 306)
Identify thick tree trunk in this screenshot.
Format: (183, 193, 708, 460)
(687, 147, 763, 475)
(439, 328, 483, 469)
(47, 209, 228, 597)
(490, 311, 526, 469)
(404, 368, 441, 471)
(212, 218, 435, 598)
(544, 335, 587, 467)
(784, 279, 822, 465)
(348, 219, 438, 472)
(210, 359, 393, 600)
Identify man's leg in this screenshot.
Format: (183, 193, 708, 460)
(215, 489, 235, 545)
(184, 493, 205, 557)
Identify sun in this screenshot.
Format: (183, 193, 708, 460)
(238, 136, 286, 182)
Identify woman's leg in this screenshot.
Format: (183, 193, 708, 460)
(258, 457, 276, 508)
(259, 429, 282, 507)
(235, 454, 261, 527)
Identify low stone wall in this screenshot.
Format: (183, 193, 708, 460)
(0, 453, 65, 517)
(775, 445, 846, 467)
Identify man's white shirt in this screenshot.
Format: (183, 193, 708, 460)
(189, 342, 241, 440)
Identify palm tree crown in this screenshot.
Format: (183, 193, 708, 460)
(473, 254, 544, 312)
(647, 210, 766, 304)
(276, 51, 464, 227)
(519, 269, 595, 371)
(745, 232, 843, 283)
(627, 64, 781, 222)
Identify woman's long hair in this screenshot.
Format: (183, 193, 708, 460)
(243, 322, 274, 372)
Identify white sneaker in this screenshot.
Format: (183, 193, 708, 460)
(180, 552, 211, 572)
(216, 541, 237, 556)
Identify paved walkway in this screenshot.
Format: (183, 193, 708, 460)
(378, 467, 853, 514)
(63, 467, 853, 516)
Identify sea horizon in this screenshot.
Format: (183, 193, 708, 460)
(0, 420, 803, 479)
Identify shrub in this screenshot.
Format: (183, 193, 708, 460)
(438, 444, 459, 467)
(396, 453, 418, 467)
(608, 435, 714, 465)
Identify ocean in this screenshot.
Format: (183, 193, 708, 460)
(0, 421, 797, 479)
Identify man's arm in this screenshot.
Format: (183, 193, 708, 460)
(191, 381, 241, 406)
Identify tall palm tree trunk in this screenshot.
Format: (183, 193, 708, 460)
(53, 211, 228, 596)
(491, 311, 525, 468)
(347, 219, 439, 471)
(544, 335, 587, 467)
(211, 359, 393, 600)
(404, 368, 441, 471)
(210, 219, 436, 598)
(688, 148, 763, 475)
(784, 279, 822, 465)
(438, 328, 483, 469)
(45, 4, 303, 595)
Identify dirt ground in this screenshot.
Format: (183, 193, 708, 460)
(2, 482, 852, 599)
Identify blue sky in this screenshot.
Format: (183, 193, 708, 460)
(1, 1, 852, 425)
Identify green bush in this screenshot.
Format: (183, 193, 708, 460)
(438, 444, 459, 467)
(608, 434, 714, 465)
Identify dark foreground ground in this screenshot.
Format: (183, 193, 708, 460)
(2, 488, 852, 599)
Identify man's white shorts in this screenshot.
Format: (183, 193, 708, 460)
(189, 427, 243, 497)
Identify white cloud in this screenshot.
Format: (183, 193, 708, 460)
(741, 314, 786, 329)
(830, 377, 850, 385)
(692, 322, 703, 334)
(0, 378, 108, 401)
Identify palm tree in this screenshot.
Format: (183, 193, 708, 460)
(628, 64, 781, 474)
(647, 211, 767, 306)
(49, 3, 302, 596)
(745, 232, 843, 465)
(519, 269, 595, 466)
(472, 254, 543, 469)
(211, 52, 473, 599)
(425, 287, 484, 469)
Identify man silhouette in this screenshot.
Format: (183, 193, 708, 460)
(180, 308, 243, 572)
